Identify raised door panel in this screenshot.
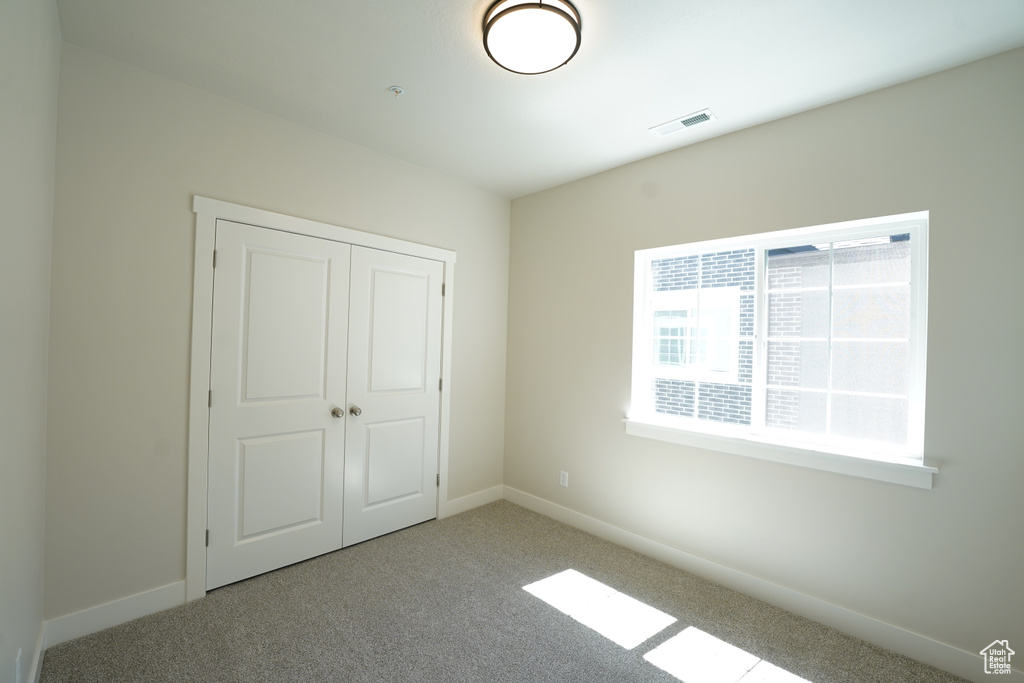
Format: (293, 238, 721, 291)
(242, 250, 330, 401)
(237, 430, 325, 538)
(367, 268, 431, 393)
(364, 417, 426, 506)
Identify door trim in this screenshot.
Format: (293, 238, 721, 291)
(187, 196, 457, 601)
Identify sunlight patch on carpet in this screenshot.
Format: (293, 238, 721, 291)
(643, 627, 813, 683)
(523, 569, 677, 649)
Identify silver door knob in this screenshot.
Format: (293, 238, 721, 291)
(349, 405, 362, 417)
(331, 407, 344, 418)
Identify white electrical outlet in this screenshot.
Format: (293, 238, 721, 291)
(559, 470, 569, 487)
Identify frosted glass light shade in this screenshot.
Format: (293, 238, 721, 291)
(483, 0, 582, 75)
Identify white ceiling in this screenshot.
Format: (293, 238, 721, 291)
(56, 0, 1024, 198)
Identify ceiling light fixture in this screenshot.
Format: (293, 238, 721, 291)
(483, 0, 582, 75)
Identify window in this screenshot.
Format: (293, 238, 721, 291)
(627, 212, 932, 487)
(651, 286, 741, 382)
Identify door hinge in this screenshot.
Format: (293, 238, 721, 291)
(438, 378, 443, 391)
(441, 282, 445, 296)
(212, 250, 217, 268)
(436, 473, 440, 487)
(205, 529, 210, 547)
(208, 390, 212, 407)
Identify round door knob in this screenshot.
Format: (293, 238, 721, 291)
(349, 405, 362, 417)
(331, 407, 344, 418)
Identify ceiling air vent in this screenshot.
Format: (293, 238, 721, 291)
(649, 109, 717, 137)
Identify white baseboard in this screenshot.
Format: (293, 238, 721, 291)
(502, 486, 1016, 683)
(28, 622, 44, 683)
(440, 485, 504, 518)
(42, 581, 186, 651)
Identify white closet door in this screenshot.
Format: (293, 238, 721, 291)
(207, 220, 350, 589)
(343, 246, 444, 546)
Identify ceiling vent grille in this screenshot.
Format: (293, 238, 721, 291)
(681, 112, 711, 127)
(649, 109, 717, 137)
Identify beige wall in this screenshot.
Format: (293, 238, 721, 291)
(0, 0, 60, 679)
(507, 47, 1024, 663)
(46, 43, 509, 619)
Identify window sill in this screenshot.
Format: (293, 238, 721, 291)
(623, 419, 936, 489)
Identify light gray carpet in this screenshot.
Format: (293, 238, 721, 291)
(41, 501, 967, 682)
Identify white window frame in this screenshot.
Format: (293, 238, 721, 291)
(626, 211, 935, 489)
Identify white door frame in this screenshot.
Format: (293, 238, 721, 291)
(187, 196, 456, 602)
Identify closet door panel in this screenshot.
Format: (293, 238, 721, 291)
(206, 220, 350, 589)
(343, 246, 444, 546)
